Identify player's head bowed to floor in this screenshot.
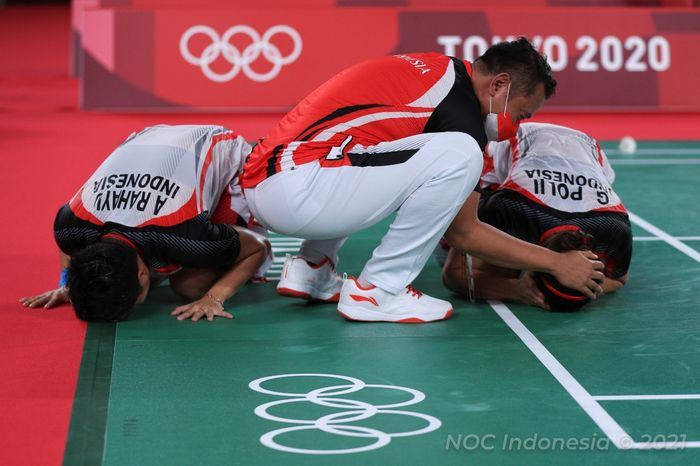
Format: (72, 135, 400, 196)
(20, 125, 270, 322)
(67, 241, 144, 321)
(440, 123, 632, 311)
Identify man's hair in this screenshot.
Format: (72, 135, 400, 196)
(67, 241, 141, 322)
(476, 37, 557, 98)
(534, 228, 597, 312)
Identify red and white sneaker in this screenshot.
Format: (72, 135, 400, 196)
(337, 277, 453, 323)
(276, 255, 343, 302)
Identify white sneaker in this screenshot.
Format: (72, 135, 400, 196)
(276, 255, 343, 302)
(337, 277, 453, 323)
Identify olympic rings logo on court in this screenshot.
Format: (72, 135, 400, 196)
(179, 25, 302, 83)
(249, 373, 442, 455)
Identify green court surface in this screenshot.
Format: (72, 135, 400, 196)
(64, 142, 700, 466)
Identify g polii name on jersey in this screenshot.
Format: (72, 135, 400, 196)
(437, 35, 671, 73)
(524, 169, 614, 204)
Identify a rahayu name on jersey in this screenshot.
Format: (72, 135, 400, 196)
(92, 173, 182, 215)
(524, 169, 614, 204)
(395, 54, 432, 74)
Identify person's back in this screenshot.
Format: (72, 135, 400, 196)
(242, 53, 485, 188)
(69, 124, 246, 229)
(22, 125, 269, 322)
(481, 122, 625, 214)
(442, 123, 632, 310)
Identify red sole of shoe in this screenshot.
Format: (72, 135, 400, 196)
(338, 308, 454, 323)
(277, 288, 340, 303)
(277, 288, 312, 300)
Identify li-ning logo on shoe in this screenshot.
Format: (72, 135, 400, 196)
(350, 294, 379, 306)
(249, 373, 442, 454)
(179, 25, 303, 83)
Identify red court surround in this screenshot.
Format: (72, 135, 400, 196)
(0, 4, 697, 466)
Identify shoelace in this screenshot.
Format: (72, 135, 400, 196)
(302, 256, 341, 277)
(406, 284, 423, 298)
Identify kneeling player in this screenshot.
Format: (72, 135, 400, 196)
(441, 123, 632, 310)
(20, 125, 269, 321)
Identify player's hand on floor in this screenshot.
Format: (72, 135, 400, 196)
(553, 250, 605, 299)
(20, 287, 70, 309)
(170, 295, 233, 322)
(517, 273, 550, 310)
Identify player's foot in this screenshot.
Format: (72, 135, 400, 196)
(276, 255, 343, 302)
(337, 277, 453, 323)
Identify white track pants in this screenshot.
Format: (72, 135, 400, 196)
(245, 132, 482, 293)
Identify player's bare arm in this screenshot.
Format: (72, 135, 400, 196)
(444, 192, 605, 299)
(441, 247, 549, 309)
(170, 227, 269, 321)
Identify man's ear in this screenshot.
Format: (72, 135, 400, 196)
(489, 72, 511, 96)
(135, 256, 150, 283)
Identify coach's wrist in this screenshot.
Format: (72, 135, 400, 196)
(536, 248, 560, 275)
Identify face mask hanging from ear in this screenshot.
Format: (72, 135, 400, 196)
(484, 82, 520, 141)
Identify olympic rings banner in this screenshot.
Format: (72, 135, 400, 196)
(77, 5, 700, 111)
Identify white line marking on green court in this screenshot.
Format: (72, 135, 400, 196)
(610, 159, 700, 165)
(267, 236, 302, 280)
(489, 301, 700, 449)
(629, 441, 700, 449)
(628, 211, 700, 263)
(634, 236, 700, 241)
(488, 301, 635, 450)
(605, 149, 700, 156)
(594, 394, 700, 400)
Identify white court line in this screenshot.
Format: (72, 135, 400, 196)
(266, 235, 302, 281)
(488, 301, 636, 450)
(594, 395, 700, 401)
(634, 236, 700, 242)
(489, 301, 700, 449)
(619, 211, 699, 448)
(610, 158, 700, 165)
(630, 441, 700, 449)
(628, 211, 700, 264)
(605, 149, 700, 156)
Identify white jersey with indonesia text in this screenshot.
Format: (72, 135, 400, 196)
(481, 123, 625, 214)
(70, 124, 251, 227)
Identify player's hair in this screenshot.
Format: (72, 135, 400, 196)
(534, 227, 598, 312)
(67, 241, 141, 322)
(475, 37, 557, 99)
(541, 227, 596, 253)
